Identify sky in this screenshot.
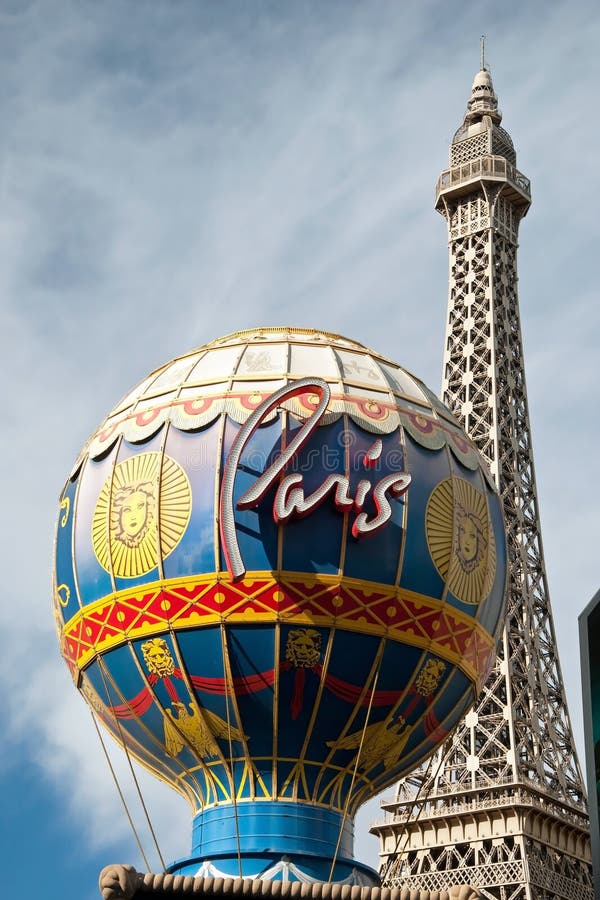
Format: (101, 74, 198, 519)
(1, 1, 599, 897)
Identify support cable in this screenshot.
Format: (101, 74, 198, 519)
(220, 624, 244, 878)
(90, 707, 152, 873)
(328, 656, 383, 883)
(97, 658, 168, 873)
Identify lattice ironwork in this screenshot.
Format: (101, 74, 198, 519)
(492, 127, 516, 164)
(374, 67, 593, 900)
(451, 132, 490, 165)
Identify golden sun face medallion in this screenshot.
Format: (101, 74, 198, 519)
(92, 452, 192, 578)
(426, 476, 496, 605)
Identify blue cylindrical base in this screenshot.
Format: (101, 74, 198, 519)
(168, 801, 379, 884)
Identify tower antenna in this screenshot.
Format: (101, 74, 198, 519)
(480, 34, 486, 71)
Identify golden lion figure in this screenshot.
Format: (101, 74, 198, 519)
(285, 628, 321, 668)
(415, 658, 446, 696)
(141, 637, 175, 677)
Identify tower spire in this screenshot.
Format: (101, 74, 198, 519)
(464, 64, 502, 125)
(480, 34, 486, 71)
(374, 67, 593, 900)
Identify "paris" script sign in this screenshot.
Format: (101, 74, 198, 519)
(219, 378, 411, 580)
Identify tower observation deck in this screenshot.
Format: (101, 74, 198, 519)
(373, 67, 594, 899)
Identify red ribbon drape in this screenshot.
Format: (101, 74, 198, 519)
(108, 661, 405, 720)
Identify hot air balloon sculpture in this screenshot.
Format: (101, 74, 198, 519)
(53, 328, 506, 884)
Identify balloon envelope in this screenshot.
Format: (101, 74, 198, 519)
(53, 328, 506, 881)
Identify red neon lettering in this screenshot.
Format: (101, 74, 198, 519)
(219, 378, 410, 581)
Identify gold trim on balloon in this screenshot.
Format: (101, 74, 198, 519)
(426, 477, 496, 605)
(92, 452, 192, 579)
(60, 497, 70, 527)
(56, 584, 71, 607)
(59, 572, 496, 689)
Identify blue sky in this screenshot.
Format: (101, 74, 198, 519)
(1, 2, 599, 897)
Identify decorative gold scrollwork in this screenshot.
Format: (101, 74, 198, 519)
(60, 496, 70, 527)
(56, 584, 71, 607)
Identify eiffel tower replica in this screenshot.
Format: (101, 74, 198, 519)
(373, 60, 593, 900)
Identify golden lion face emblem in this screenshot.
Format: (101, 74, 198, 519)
(285, 628, 321, 669)
(414, 658, 446, 697)
(141, 637, 175, 677)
